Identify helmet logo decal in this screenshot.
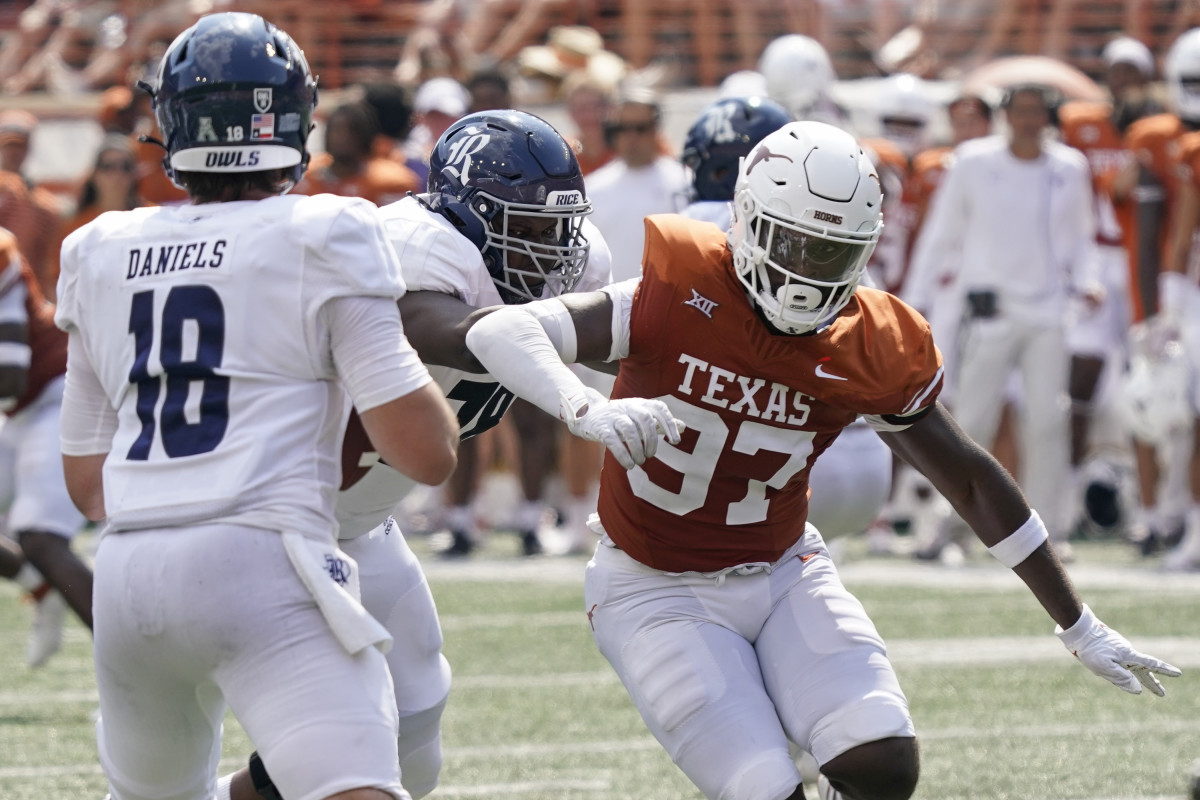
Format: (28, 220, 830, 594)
(547, 190, 583, 206)
(443, 133, 491, 184)
(251, 113, 275, 141)
(745, 147, 793, 174)
(254, 88, 273, 113)
(704, 103, 738, 144)
(196, 117, 219, 142)
(813, 210, 842, 224)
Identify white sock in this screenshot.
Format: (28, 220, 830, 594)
(14, 563, 42, 593)
(514, 500, 545, 533)
(444, 505, 476, 536)
(215, 773, 233, 800)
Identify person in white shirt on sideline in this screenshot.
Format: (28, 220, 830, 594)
(911, 83, 1101, 555)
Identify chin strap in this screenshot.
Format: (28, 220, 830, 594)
(247, 751, 284, 800)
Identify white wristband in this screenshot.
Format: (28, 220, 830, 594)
(987, 510, 1049, 568)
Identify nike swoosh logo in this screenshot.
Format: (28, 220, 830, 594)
(798, 551, 819, 563)
(814, 359, 848, 381)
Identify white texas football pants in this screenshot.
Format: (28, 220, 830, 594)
(584, 525, 915, 800)
(953, 313, 1069, 530)
(342, 521, 452, 799)
(93, 526, 407, 800)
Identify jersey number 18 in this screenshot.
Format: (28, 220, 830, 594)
(126, 285, 230, 460)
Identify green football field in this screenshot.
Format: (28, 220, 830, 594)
(1, 532, 1197, 800)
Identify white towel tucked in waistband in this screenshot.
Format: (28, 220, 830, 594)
(282, 531, 392, 655)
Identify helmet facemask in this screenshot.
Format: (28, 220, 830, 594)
(732, 192, 876, 334)
(472, 190, 591, 304)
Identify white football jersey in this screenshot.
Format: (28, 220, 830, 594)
(335, 195, 612, 539)
(56, 194, 412, 541)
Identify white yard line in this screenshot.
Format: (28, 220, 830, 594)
(4, 635, 1199, 707)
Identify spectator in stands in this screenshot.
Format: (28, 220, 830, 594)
(404, 76, 471, 186)
(0, 110, 62, 301)
(294, 100, 420, 205)
(586, 87, 688, 281)
(59, 136, 146, 246)
(466, 66, 513, 113)
(563, 71, 617, 175)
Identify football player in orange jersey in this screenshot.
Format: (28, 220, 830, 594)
(1114, 30, 1200, 551)
(1156, 27, 1200, 571)
(1057, 36, 1163, 537)
(462, 121, 1180, 800)
(0, 228, 93, 667)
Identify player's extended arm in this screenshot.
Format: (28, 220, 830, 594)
(881, 403, 1181, 695)
(358, 383, 460, 486)
(396, 290, 497, 372)
(464, 292, 682, 469)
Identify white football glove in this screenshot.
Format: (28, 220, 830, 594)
(559, 388, 684, 470)
(1055, 605, 1181, 696)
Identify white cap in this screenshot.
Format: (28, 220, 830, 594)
(1103, 36, 1155, 77)
(414, 77, 470, 118)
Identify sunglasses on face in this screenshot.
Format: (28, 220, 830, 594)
(608, 121, 656, 135)
(96, 161, 136, 173)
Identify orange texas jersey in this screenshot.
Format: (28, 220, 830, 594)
(907, 145, 952, 245)
(0, 229, 65, 416)
(1124, 113, 1187, 320)
(294, 152, 421, 206)
(599, 215, 943, 573)
(1058, 101, 1135, 246)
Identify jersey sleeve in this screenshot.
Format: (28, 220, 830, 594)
(850, 291, 944, 432)
(577, 219, 614, 292)
(305, 197, 407, 304)
(389, 212, 485, 297)
(54, 225, 86, 333)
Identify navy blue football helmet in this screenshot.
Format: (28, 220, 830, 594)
(427, 110, 591, 304)
(682, 96, 791, 202)
(147, 12, 317, 189)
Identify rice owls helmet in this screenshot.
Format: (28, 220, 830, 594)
(150, 12, 318, 188)
(728, 121, 883, 335)
(1166, 28, 1200, 123)
(682, 96, 791, 202)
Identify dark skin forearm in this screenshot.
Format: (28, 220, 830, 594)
(880, 403, 1083, 629)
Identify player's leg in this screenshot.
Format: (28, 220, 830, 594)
(441, 436, 483, 557)
(585, 543, 804, 800)
(345, 523, 451, 798)
(508, 398, 558, 556)
(951, 315, 1020, 468)
(1016, 321, 1071, 544)
(11, 393, 91, 627)
(92, 529, 228, 800)
(759, 528, 918, 800)
(215, 527, 407, 800)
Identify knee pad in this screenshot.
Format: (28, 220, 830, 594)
(396, 698, 447, 799)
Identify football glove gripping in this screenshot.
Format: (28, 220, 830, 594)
(1055, 605, 1182, 696)
(560, 388, 684, 470)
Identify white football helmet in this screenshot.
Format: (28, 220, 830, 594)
(759, 35, 836, 120)
(877, 73, 932, 158)
(1165, 28, 1200, 122)
(1117, 319, 1194, 444)
(728, 121, 883, 335)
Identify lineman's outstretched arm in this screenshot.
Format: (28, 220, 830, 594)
(881, 403, 1181, 696)
(464, 287, 681, 469)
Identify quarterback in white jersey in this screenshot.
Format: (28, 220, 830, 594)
(56, 14, 459, 800)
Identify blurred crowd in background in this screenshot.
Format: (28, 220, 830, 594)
(3, 0, 1200, 574)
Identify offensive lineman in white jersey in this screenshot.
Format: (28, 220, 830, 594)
(224, 110, 675, 800)
(680, 96, 895, 544)
(55, 13, 460, 800)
